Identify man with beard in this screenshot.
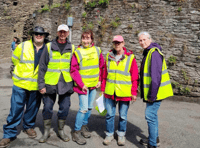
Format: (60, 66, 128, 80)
(0, 26, 49, 148)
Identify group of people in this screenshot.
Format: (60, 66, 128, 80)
(0, 24, 173, 148)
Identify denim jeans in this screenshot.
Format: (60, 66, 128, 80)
(42, 93, 71, 120)
(145, 101, 162, 147)
(105, 98, 130, 137)
(3, 85, 41, 139)
(74, 89, 97, 131)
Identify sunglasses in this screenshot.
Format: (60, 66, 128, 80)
(34, 33, 44, 36)
(113, 41, 122, 45)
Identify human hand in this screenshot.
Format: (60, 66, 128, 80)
(82, 85, 88, 93)
(131, 95, 137, 104)
(39, 88, 46, 94)
(96, 81, 101, 88)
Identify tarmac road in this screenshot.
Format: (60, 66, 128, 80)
(0, 61, 200, 148)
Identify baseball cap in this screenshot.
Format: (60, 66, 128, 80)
(57, 24, 69, 32)
(112, 35, 124, 42)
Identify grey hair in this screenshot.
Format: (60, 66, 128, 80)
(138, 31, 151, 39)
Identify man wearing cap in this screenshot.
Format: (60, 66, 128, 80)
(101, 35, 138, 146)
(38, 24, 75, 143)
(0, 26, 49, 148)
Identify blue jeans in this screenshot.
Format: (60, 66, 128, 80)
(105, 98, 130, 137)
(3, 85, 41, 139)
(74, 89, 96, 131)
(145, 101, 162, 147)
(42, 93, 71, 120)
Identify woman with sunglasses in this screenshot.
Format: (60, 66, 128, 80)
(101, 35, 139, 146)
(70, 30, 104, 145)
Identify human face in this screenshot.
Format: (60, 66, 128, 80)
(57, 30, 69, 41)
(82, 34, 92, 48)
(33, 33, 45, 44)
(113, 41, 124, 53)
(139, 34, 152, 49)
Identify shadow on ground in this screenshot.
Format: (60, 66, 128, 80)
(12, 108, 147, 147)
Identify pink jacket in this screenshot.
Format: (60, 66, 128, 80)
(70, 46, 104, 94)
(101, 47, 139, 101)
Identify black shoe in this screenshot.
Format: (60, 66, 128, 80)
(148, 143, 157, 148)
(139, 137, 160, 147)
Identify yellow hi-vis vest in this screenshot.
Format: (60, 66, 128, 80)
(44, 42, 75, 85)
(74, 46, 101, 87)
(12, 40, 39, 91)
(105, 52, 135, 97)
(143, 48, 174, 101)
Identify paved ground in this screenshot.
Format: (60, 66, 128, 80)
(0, 61, 200, 148)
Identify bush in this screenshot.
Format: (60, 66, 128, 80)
(168, 55, 177, 65)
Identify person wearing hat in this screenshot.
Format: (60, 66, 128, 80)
(0, 26, 49, 148)
(38, 24, 75, 143)
(101, 35, 139, 146)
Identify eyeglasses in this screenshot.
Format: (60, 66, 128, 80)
(113, 42, 122, 45)
(34, 33, 44, 36)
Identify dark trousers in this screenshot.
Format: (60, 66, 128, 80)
(42, 93, 71, 120)
(3, 85, 41, 139)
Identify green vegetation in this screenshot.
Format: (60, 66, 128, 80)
(85, 0, 109, 10)
(180, 86, 191, 95)
(38, 4, 50, 13)
(82, 11, 87, 18)
(98, 0, 109, 5)
(181, 69, 189, 81)
(128, 24, 133, 29)
(171, 81, 182, 89)
(110, 16, 121, 28)
(177, 7, 182, 12)
(168, 55, 177, 65)
(85, 1, 97, 10)
(87, 22, 94, 30)
(64, 2, 71, 11)
(135, 30, 140, 36)
(82, 25, 87, 31)
(51, 3, 61, 9)
(196, 56, 200, 60)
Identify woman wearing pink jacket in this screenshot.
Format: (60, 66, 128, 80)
(70, 30, 104, 145)
(101, 35, 139, 146)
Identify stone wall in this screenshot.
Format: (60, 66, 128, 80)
(0, 0, 200, 98)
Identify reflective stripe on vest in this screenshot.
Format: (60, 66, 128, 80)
(105, 53, 134, 97)
(75, 46, 100, 87)
(44, 42, 74, 85)
(143, 48, 173, 101)
(12, 40, 39, 90)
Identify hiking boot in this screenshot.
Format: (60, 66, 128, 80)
(148, 144, 157, 148)
(71, 130, 86, 145)
(0, 138, 10, 148)
(81, 125, 91, 138)
(57, 120, 70, 142)
(140, 137, 160, 147)
(117, 136, 125, 146)
(103, 135, 114, 145)
(24, 128, 37, 138)
(39, 119, 51, 143)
